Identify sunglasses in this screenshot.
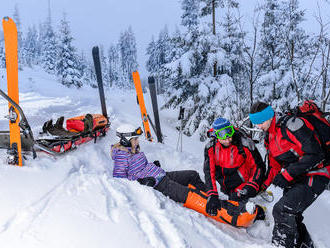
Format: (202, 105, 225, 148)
(214, 125, 235, 140)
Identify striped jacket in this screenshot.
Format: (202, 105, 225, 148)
(111, 146, 166, 185)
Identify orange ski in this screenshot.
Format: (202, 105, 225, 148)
(132, 71, 153, 141)
(3, 17, 22, 166)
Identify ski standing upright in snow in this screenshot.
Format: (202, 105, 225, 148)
(132, 71, 152, 141)
(92, 46, 108, 119)
(2, 17, 22, 166)
(148, 76, 163, 143)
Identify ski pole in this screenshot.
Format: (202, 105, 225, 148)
(176, 107, 184, 152)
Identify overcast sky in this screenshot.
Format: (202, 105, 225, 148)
(1, 0, 329, 76)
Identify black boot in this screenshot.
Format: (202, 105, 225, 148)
(255, 205, 265, 221)
(296, 214, 314, 248)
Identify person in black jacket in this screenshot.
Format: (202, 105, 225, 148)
(249, 101, 330, 248)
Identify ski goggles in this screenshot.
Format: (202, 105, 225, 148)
(214, 125, 235, 140)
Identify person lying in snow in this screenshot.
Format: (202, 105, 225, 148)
(111, 123, 265, 228)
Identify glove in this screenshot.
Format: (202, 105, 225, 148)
(273, 173, 290, 188)
(137, 177, 156, 187)
(206, 195, 222, 216)
(229, 185, 257, 201)
(153, 160, 161, 167)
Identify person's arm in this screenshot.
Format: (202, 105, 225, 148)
(230, 148, 264, 200)
(243, 147, 264, 192)
(112, 149, 129, 178)
(203, 142, 218, 196)
(262, 154, 282, 189)
(281, 118, 324, 180)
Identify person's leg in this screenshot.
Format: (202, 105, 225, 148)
(296, 214, 314, 248)
(166, 170, 206, 191)
(272, 176, 328, 248)
(154, 175, 189, 203)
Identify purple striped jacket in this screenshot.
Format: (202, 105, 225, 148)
(111, 147, 166, 185)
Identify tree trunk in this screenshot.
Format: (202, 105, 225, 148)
(212, 0, 217, 77)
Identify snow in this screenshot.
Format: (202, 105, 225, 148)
(0, 66, 329, 248)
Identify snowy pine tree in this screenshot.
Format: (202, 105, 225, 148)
(119, 26, 138, 88)
(56, 14, 82, 88)
(146, 36, 157, 74)
(108, 44, 121, 87)
(257, 0, 313, 110)
(23, 25, 39, 67)
(162, 0, 245, 139)
(0, 32, 5, 68)
(281, 0, 311, 105)
(41, 9, 57, 74)
(13, 4, 23, 69)
(219, 9, 247, 115)
(146, 26, 173, 92)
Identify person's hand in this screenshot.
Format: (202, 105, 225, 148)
(273, 173, 290, 188)
(153, 160, 161, 167)
(206, 195, 221, 216)
(230, 185, 257, 201)
(137, 177, 156, 187)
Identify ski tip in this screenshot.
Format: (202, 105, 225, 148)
(92, 46, 99, 53)
(148, 76, 155, 85)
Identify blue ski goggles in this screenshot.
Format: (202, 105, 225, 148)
(214, 125, 235, 140)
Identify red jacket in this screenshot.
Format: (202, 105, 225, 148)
(204, 134, 264, 197)
(263, 115, 330, 189)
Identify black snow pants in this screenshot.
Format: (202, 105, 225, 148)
(154, 170, 206, 203)
(272, 175, 329, 248)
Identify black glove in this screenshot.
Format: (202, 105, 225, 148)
(206, 195, 222, 216)
(153, 160, 161, 167)
(137, 177, 156, 187)
(273, 173, 290, 188)
(229, 185, 257, 201)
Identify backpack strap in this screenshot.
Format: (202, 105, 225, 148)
(278, 115, 297, 144)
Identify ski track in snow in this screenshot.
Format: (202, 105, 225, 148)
(0, 67, 329, 248)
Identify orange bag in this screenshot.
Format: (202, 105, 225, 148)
(66, 114, 108, 132)
(183, 187, 262, 228)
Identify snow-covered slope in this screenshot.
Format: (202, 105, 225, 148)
(0, 67, 329, 248)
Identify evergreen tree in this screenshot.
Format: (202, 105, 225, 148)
(119, 26, 138, 87)
(146, 26, 172, 80)
(257, 0, 311, 109)
(200, 0, 239, 17)
(13, 4, 23, 69)
(146, 36, 157, 74)
(23, 25, 38, 67)
(280, 0, 311, 105)
(219, 9, 246, 113)
(76, 51, 91, 86)
(169, 27, 185, 62)
(181, 0, 200, 32)
(108, 44, 120, 87)
(0, 33, 5, 68)
(259, 0, 285, 72)
(56, 14, 82, 88)
(41, 7, 57, 74)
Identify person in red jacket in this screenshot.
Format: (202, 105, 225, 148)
(204, 117, 265, 216)
(249, 101, 330, 248)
